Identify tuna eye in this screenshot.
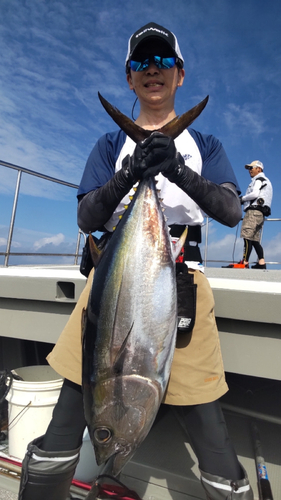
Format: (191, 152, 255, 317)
(94, 427, 112, 444)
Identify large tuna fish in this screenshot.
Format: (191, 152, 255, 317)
(82, 94, 208, 479)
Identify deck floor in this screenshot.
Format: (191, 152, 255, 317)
(120, 400, 281, 500)
(2, 379, 280, 500)
(0, 490, 16, 500)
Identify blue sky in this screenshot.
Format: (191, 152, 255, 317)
(0, 0, 281, 267)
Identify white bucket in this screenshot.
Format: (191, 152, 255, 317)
(6, 365, 63, 460)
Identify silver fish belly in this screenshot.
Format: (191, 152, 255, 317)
(82, 176, 186, 476)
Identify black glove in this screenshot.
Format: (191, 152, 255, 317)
(239, 196, 244, 205)
(121, 139, 152, 183)
(137, 132, 185, 180)
(122, 132, 185, 181)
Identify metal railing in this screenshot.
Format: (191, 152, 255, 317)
(202, 216, 281, 267)
(1, 160, 85, 267)
(1, 159, 280, 268)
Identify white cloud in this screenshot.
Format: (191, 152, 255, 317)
(203, 233, 243, 265)
(264, 232, 281, 261)
(0, 237, 21, 249)
(223, 103, 265, 136)
(33, 233, 65, 251)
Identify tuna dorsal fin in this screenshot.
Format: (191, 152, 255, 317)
(98, 92, 209, 143)
(88, 233, 102, 268)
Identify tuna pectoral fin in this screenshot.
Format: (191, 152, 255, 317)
(88, 233, 102, 268)
(98, 92, 209, 143)
(112, 323, 134, 375)
(173, 227, 188, 261)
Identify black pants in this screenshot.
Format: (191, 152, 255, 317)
(42, 379, 242, 480)
(172, 403, 242, 479)
(42, 379, 87, 452)
(243, 238, 264, 262)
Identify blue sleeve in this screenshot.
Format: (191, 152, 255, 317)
(77, 130, 126, 198)
(188, 128, 241, 194)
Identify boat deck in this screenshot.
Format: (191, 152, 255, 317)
(0, 265, 281, 499)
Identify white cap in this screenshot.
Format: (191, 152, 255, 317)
(245, 160, 264, 170)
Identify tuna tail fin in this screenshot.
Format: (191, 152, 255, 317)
(98, 92, 151, 143)
(172, 227, 188, 261)
(98, 92, 209, 143)
(88, 233, 102, 268)
(159, 96, 209, 139)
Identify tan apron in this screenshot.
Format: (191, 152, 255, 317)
(47, 268, 228, 405)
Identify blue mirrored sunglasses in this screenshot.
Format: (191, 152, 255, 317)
(129, 55, 177, 72)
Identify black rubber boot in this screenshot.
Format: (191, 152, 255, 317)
(200, 466, 254, 499)
(18, 436, 80, 500)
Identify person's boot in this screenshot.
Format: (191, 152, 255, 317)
(18, 436, 80, 500)
(200, 466, 254, 499)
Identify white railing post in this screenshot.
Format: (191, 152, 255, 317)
(204, 217, 209, 267)
(4, 170, 22, 267)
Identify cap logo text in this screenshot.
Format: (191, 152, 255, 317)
(135, 27, 169, 38)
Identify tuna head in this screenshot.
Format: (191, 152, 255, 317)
(88, 374, 161, 476)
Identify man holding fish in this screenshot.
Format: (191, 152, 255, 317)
(18, 22, 253, 500)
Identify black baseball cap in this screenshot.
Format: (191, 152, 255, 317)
(125, 22, 184, 72)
